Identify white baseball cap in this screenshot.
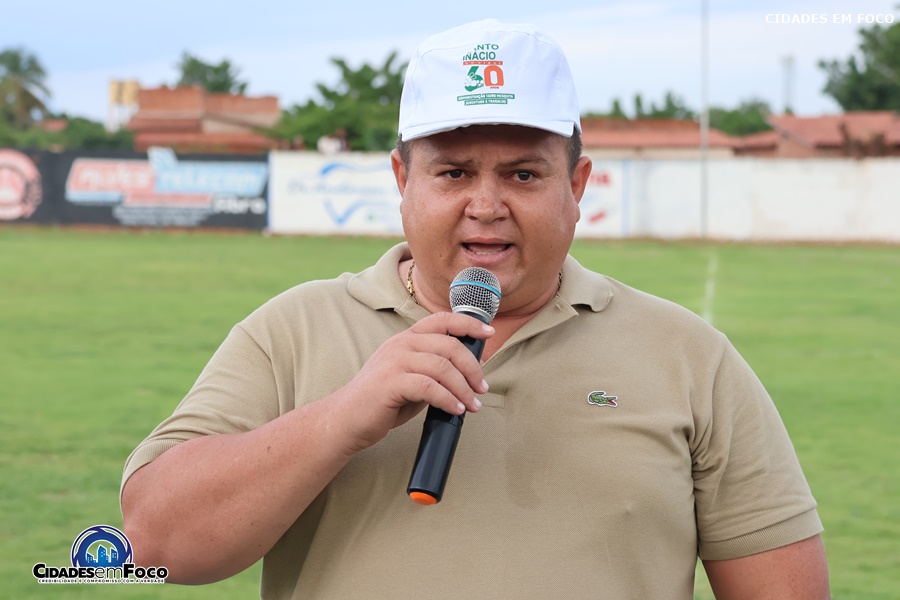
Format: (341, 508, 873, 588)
(398, 19, 582, 141)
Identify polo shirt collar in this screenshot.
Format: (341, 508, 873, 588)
(559, 254, 613, 313)
(347, 243, 427, 319)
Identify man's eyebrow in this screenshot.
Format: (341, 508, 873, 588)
(426, 156, 477, 168)
(495, 155, 553, 169)
(424, 155, 552, 169)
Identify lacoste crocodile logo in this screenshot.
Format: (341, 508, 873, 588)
(587, 391, 618, 407)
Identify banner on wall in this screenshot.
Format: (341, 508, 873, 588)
(0, 147, 268, 229)
(60, 148, 268, 228)
(268, 152, 403, 235)
(574, 159, 626, 238)
(0, 149, 48, 222)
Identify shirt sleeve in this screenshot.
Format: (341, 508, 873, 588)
(120, 323, 281, 501)
(691, 340, 823, 560)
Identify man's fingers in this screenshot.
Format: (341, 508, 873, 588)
(405, 373, 469, 415)
(406, 333, 489, 396)
(410, 311, 496, 340)
(410, 352, 483, 412)
(337, 311, 493, 450)
(406, 310, 494, 395)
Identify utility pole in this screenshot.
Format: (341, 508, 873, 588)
(700, 0, 709, 238)
(782, 55, 795, 114)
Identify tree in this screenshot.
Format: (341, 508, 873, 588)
(0, 115, 17, 145)
(708, 99, 773, 136)
(6, 116, 133, 150)
(0, 47, 51, 129)
(818, 20, 900, 111)
(609, 98, 627, 119)
(647, 91, 695, 120)
(633, 93, 646, 118)
(176, 52, 248, 94)
(57, 117, 134, 149)
(586, 92, 694, 120)
(276, 52, 406, 151)
(583, 98, 628, 119)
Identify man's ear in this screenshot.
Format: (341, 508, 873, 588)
(571, 155, 592, 204)
(390, 149, 408, 196)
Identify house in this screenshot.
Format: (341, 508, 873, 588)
(734, 112, 900, 158)
(127, 86, 284, 154)
(580, 117, 737, 159)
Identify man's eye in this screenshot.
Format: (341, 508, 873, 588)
(445, 170, 464, 179)
(514, 171, 534, 182)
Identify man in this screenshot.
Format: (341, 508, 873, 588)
(121, 19, 829, 598)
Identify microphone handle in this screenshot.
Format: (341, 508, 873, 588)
(407, 315, 488, 505)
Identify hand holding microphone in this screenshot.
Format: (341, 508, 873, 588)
(407, 267, 501, 505)
(331, 268, 496, 460)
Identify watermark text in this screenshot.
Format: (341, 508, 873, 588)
(765, 13, 895, 24)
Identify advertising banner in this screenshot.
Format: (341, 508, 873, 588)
(59, 148, 268, 228)
(0, 149, 54, 224)
(268, 152, 402, 235)
(574, 158, 626, 238)
(1, 147, 268, 229)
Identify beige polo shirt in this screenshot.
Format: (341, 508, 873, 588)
(122, 243, 822, 599)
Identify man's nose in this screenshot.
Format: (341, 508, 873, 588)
(464, 178, 510, 222)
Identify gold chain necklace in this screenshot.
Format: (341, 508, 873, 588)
(406, 260, 418, 305)
(405, 260, 563, 306)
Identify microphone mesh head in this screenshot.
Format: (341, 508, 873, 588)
(449, 267, 502, 320)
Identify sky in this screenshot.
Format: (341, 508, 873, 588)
(2, 0, 898, 124)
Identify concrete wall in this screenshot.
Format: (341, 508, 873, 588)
(621, 158, 900, 242)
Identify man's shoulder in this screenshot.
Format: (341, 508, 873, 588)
(566, 256, 713, 328)
(607, 275, 706, 321)
(243, 273, 360, 328)
(244, 242, 410, 326)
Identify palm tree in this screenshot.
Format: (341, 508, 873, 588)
(0, 47, 51, 129)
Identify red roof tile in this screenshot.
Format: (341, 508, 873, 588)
(206, 94, 280, 114)
(133, 132, 280, 154)
(128, 117, 203, 133)
(733, 129, 780, 150)
(886, 119, 900, 145)
(767, 112, 900, 148)
(582, 117, 700, 132)
(582, 128, 737, 149)
(580, 117, 737, 149)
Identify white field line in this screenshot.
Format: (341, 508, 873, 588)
(702, 251, 718, 325)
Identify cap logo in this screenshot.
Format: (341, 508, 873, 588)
(457, 43, 515, 106)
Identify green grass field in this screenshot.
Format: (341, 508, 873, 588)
(1, 228, 897, 599)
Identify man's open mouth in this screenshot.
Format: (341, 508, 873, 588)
(462, 243, 512, 256)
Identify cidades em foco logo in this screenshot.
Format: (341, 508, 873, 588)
(33, 525, 167, 584)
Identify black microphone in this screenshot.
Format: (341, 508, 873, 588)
(407, 267, 501, 505)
